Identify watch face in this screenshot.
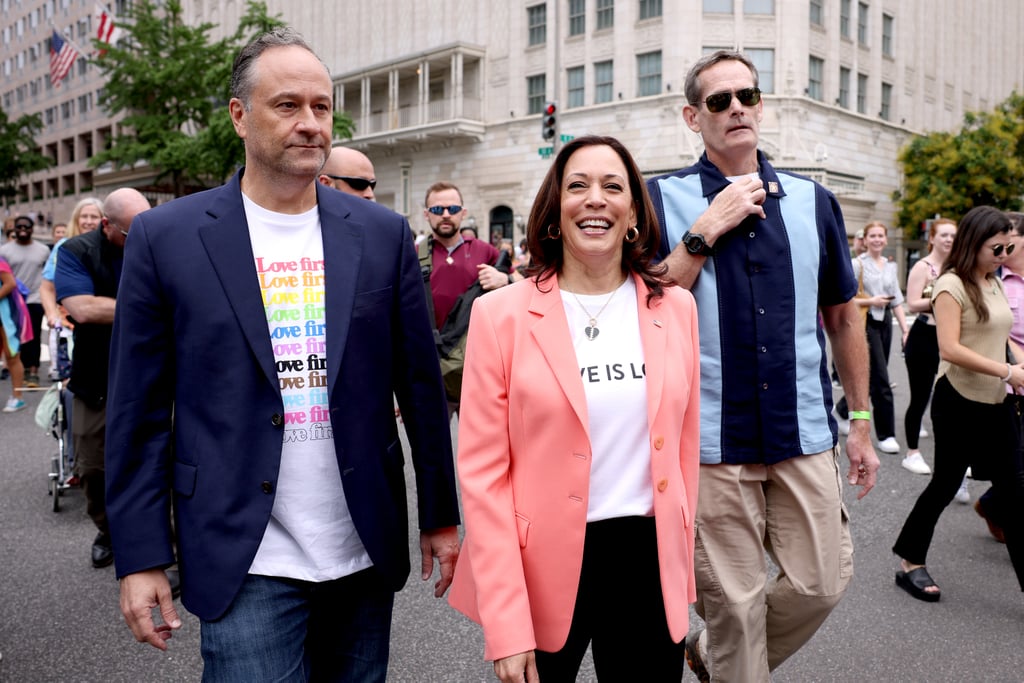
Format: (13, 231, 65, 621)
(685, 233, 708, 255)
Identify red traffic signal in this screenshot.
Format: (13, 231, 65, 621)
(542, 101, 557, 141)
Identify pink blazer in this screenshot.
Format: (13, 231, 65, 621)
(448, 272, 701, 661)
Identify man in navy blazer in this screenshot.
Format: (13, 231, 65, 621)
(105, 28, 460, 681)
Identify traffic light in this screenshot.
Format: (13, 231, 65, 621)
(541, 101, 557, 141)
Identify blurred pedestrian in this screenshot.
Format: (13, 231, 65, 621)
(0, 254, 32, 412)
(0, 216, 50, 387)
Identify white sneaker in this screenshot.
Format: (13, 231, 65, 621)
(833, 409, 850, 436)
(919, 428, 929, 438)
(901, 451, 932, 475)
(954, 477, 971, 504)
(877, 436, 900, 453)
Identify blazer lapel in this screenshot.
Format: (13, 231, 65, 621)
(197, 173, 279, 394)
(634, 274, 667, 427)
(529, 274, 590, 433)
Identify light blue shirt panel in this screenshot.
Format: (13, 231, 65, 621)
(776, 173, 834, 456)
(656, 174, 725, 464)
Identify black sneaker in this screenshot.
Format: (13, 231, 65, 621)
(91, 532, 114, 568)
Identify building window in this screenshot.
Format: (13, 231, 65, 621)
(744, 0, 773, 13)
(840, 0, 850, 37)
(857, 72, 867, 113)
(703, 0, 732, 12)
(527, 74, 546, 114)
(567, 66, 585, 108)
(747, 48, 774, 93)
(809, 0, 822, 25)
(527, 4, 547, 46)
(857, 2, 869, 45)
(569, 0, 585, 36)
(808, 56, 824, 101)
(639, 0, 662, 19)
(838, 66, 850, 108)
(637, 51, 661, 97)
(880, 81, 892, 120)
(882, 13, 894, 56)
(596, 0, 614, 29)
(594, 59, 614, 103)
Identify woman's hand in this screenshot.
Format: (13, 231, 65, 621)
(494, 651, 539, 683)
(1009, 363, 1024, 394)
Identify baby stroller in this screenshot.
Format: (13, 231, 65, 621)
(36, 323, 74, 512)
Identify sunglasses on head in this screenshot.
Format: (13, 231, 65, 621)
(991, 242, 1016, 257)
(427, 205, 463, 216)
(702, 87, 762, 113)
(325, 174, 376, 191)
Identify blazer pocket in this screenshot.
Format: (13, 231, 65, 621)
(352, 287, 393, 316)
(173, 460, 197, 498)
(515, 512, 531, 548)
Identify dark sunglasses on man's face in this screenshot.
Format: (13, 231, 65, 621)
(702, 87, 762, 113)
(325, 174, 376, 191)
(427, 205, 463, 216)
(991, 242, 1016, 257)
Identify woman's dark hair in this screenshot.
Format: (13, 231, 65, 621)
(1006, 211, 1024, 236)
(943, 205, 1012, 322)
(524, 135, 667, 303)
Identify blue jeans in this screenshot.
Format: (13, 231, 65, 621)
(200, 569, 394, 682)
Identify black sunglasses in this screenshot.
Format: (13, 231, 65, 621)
(427, 205, 463, 216)
(325, 174, 376, 191)
(991, 242, 1016, 257)
(702, 87, 762, 113)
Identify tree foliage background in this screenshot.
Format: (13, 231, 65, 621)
(0, 110, 53, 205)
(894, 92, 1024, 239)
(91, 0, 353, 195)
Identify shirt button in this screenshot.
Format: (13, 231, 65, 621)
(758, 308, 765, 315)
(760, 346, 767, 353)
(261, 481, 273, 494)
(749, 231, 755, 238)
(271, 413, 283, 427)
(762, 383, 769, 390)
(653, 436, 665, 450)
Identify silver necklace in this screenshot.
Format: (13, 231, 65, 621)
(569, 287, 619, 341)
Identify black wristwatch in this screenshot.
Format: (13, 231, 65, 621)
(682, 231, 714, 257)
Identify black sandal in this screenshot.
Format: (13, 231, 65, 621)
(896, 566, 941, 602)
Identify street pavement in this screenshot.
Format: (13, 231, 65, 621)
(1, 325, 1021, 681)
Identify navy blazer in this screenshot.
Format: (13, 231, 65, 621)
(105, 171, 460, 621)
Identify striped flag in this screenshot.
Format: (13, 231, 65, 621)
(49, 30, 79, 87)
(95, 4, 122, 49)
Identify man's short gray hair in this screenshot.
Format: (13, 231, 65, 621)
(684, 50, 759, 107)
(230, 27, 326, 110)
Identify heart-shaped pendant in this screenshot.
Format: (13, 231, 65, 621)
(584, 326, 599, 341)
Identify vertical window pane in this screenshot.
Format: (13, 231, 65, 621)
(528, 74, 546, 114)
(857, 2, 868, 45)
(880, 82, 892, 120)
(637, 51, 662, 97)
(747, 48, 774, 94)
(857, 72, 867, 114)
(569, 0, 585, 36)
(840, 0, 850, 37)
(808, 56, 823, 101)
(882, 14, 893, 56)
(594, 60, 614, 103)
(809, 0, 823, 25)
(839, 66, 850, 108)
(528, 4, 547, 46)
(639, 0, 662, 20)
(567, 66, 585, 108)
(596, 0, 614, 29)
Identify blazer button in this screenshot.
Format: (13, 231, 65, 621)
(653, 436, 665, 450)
(261, 481, 273, 494)
(271, 413, 283, 427)
(657, 478, 668, 492)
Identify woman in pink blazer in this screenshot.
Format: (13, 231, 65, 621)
(448, 136, 701, 682)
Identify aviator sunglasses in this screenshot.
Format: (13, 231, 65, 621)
(325, 174, 376, 191)
(991, 242, 1016, 257)
(702, 87, 762, 113)
(427, 205, 463, 216)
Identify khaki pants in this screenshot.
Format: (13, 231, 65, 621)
(72, 397, 107, 534)
(694, 449, 853, 682)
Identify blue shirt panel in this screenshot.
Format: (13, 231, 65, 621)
(649, 153, 857, 465)
(54, 247, 96, 301)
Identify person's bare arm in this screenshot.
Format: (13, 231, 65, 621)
(61, 294, 116, 325)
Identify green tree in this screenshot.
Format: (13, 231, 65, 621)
(894, 92, 1024, 238)
(0, 109, 53, 206)
(91, 0, 353, 195)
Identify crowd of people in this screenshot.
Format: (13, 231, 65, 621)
(3, 31, 1022, 683)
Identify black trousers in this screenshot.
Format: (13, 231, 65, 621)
(20, 302, 44, 371)
(534, 516, 685, 682)
(903, 318, 939, 450)
(893, 378, 1024, 591)
(837, 310, 896, 440)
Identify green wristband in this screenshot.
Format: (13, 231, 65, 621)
(849, 410, 871, 421)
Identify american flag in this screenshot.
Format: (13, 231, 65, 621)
(95, 4, 122, 48)
(49, 30, 79, 87)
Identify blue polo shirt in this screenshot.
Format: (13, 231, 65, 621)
(648, 151, 857, 465)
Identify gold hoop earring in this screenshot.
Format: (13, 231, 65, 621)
(625, 226, 640, 243)
(545, 224, 561, 240)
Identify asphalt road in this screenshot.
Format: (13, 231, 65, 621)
(1, 324, 1021, 682)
